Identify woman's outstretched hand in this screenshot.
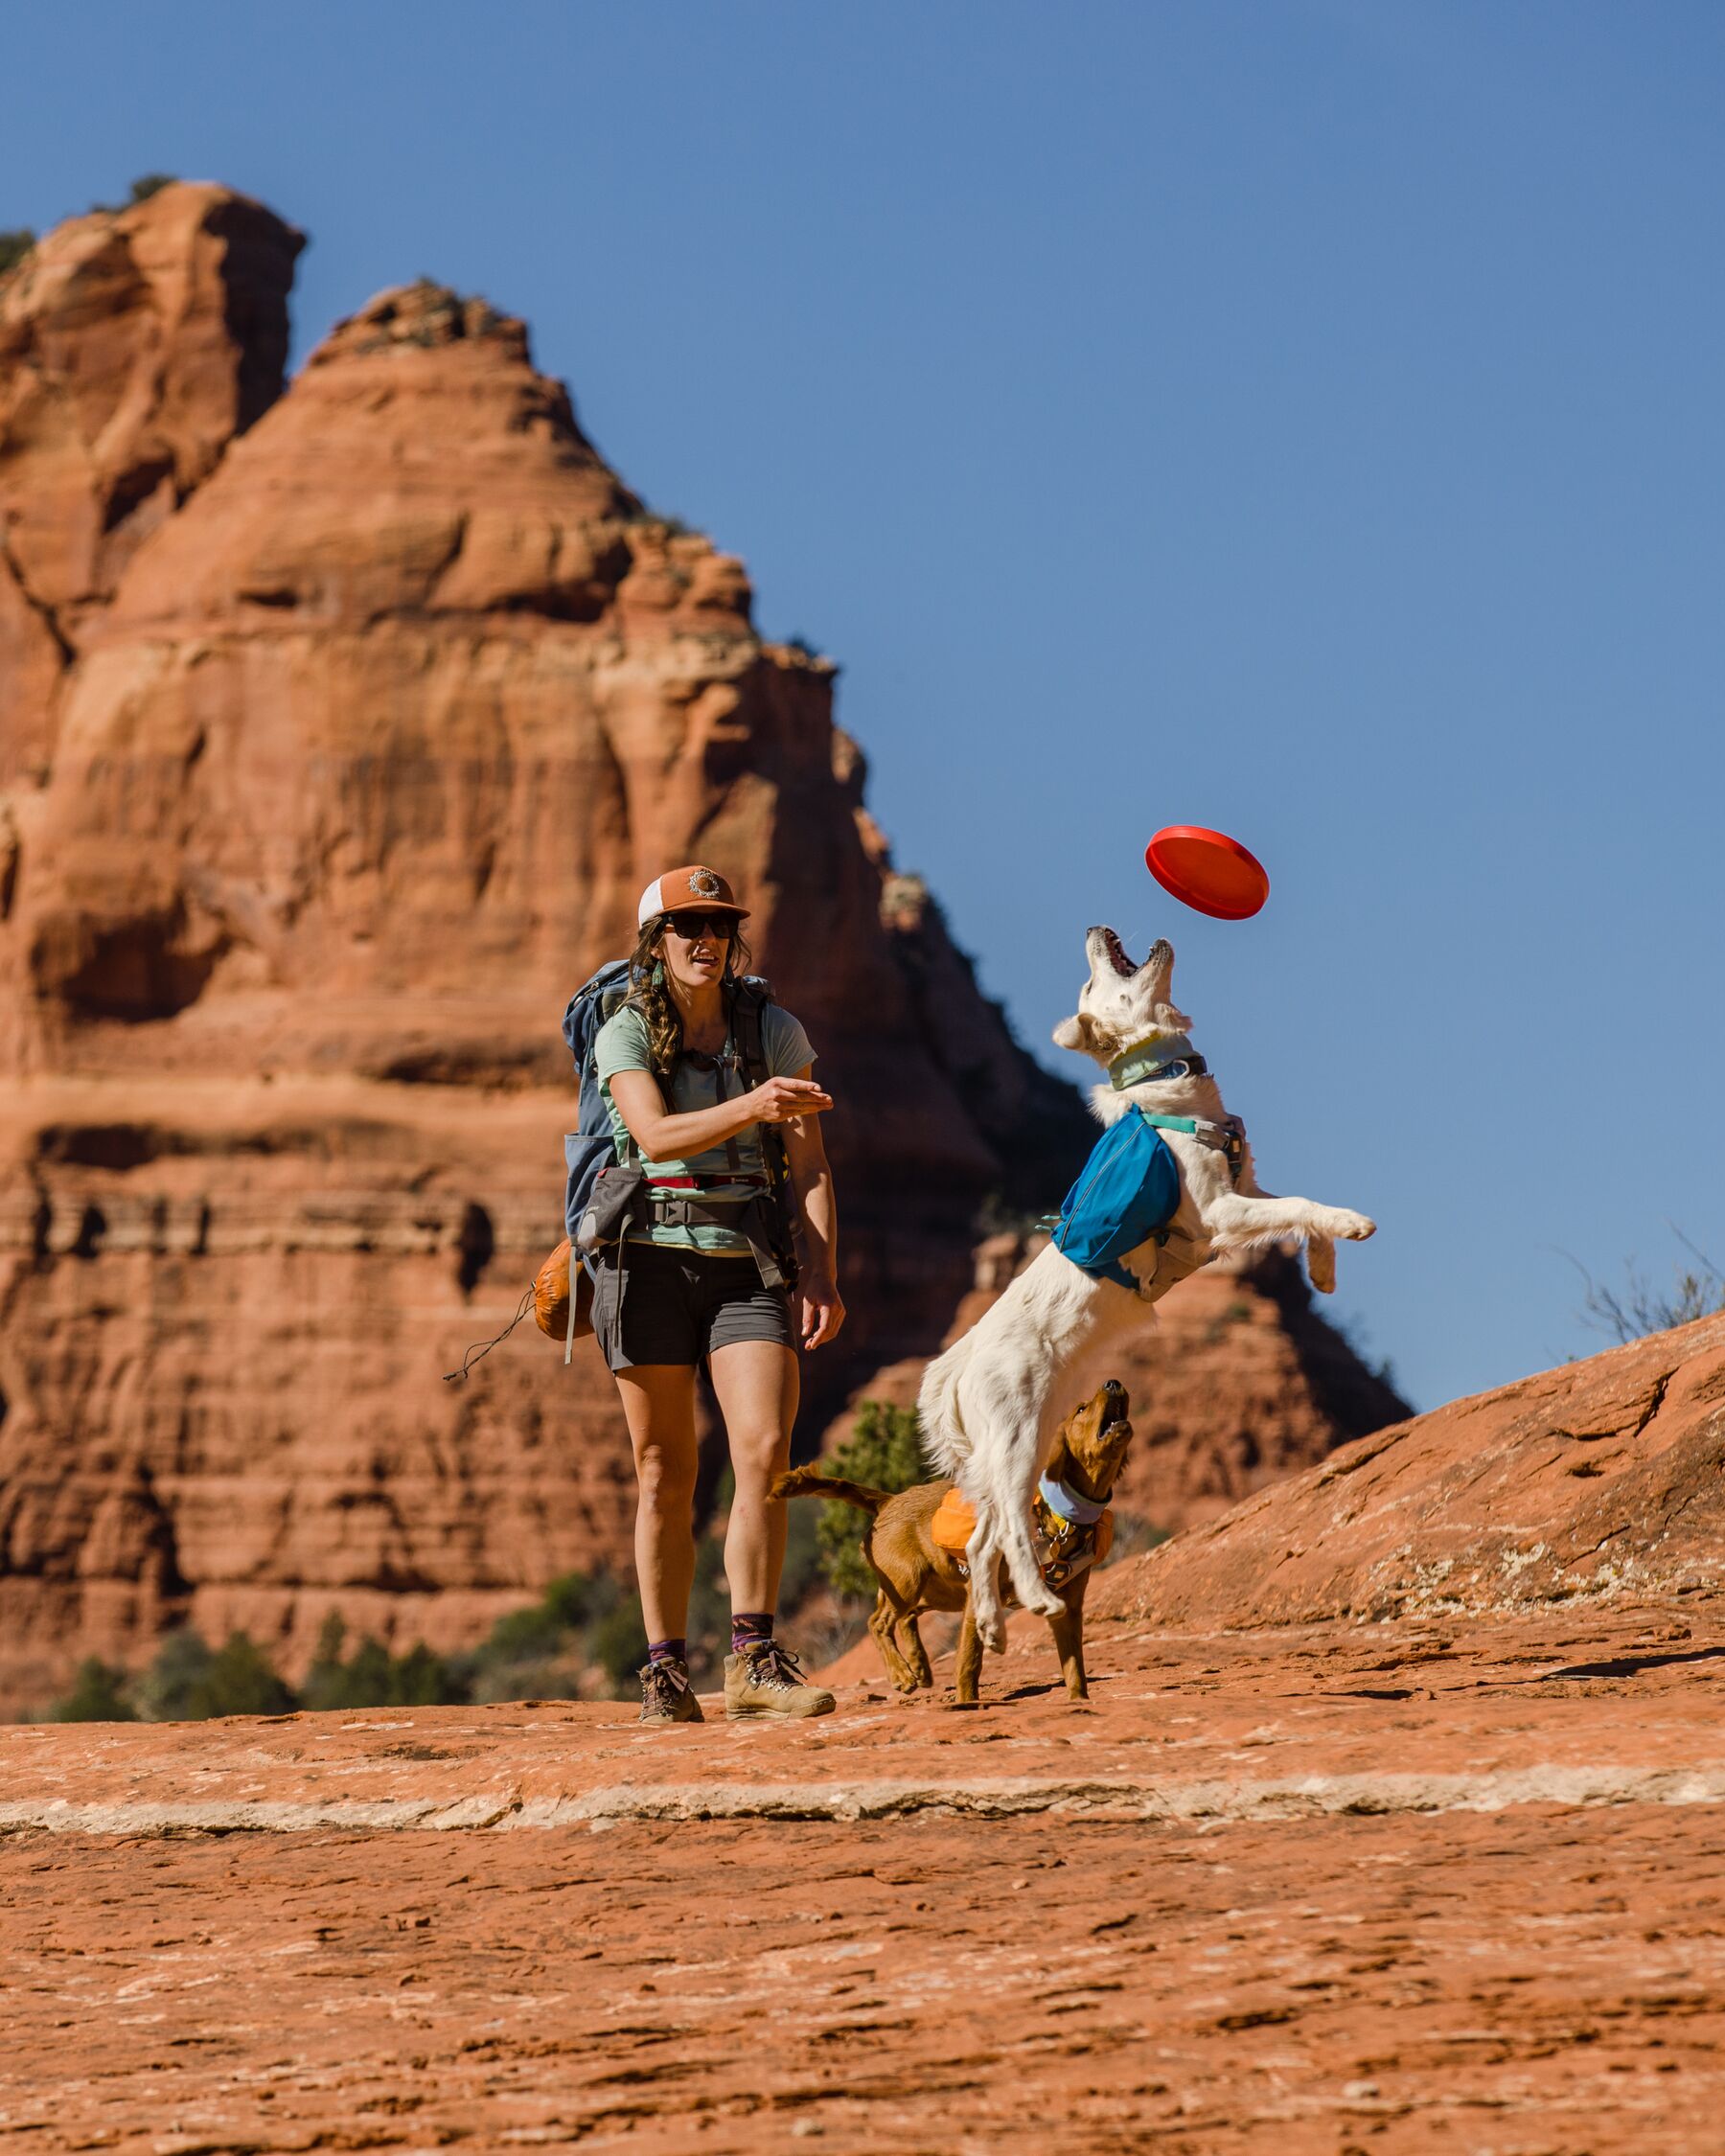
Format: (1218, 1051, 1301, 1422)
(752, 1076, 833, 1124)
(799, 1273, 845, 1349)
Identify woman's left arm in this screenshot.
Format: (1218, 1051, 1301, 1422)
(779, 1064, 844, 1350)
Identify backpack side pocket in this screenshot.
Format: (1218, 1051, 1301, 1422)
(573, 1158, 646, 1256)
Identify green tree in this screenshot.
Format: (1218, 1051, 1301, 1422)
(47, 1658, 138, 1722)
(300, 1611, 461, 1710)
(585, 1597, 650, 1694)
(387, 1641, 456, 1707)
(0, 230, 34, 277)
(813, 1399, 928, 1598)
(183, 1632, 296, 1719)
(131, 1628, 216, 1720)
(455, 1571, 609, 1703)
(298, 1611, 352, 1709)
(128, 174, 176, 203)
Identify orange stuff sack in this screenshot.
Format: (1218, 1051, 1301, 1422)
(932, 1487, 977, 1554)
(534, 1239, 593, 1344)
(1093, 1511, 1115, 1564)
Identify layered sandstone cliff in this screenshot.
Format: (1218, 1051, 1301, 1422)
(0, 184, 1400, 1712)
(0, 183, 301, 789)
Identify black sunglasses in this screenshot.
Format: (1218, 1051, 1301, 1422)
(665, 912, 735, 942)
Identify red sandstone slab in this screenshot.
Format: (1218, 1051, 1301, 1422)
(5, 1609, 1722, 1838)
(5, 1612, 1725, 2153)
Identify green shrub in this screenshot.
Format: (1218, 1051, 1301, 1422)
(476, 1571, 601, 1661)
(47, 1658, 138, 1723)
(184, 1632, 296, 1719)
(128, 174, 176, 204)
(1103, 1512, 1170, 1567)
(468, 1572, 595, 1674)
(777, 1493, 823, 1613)
(0, 230, 34, 277)
(454, 1571, 636, 1702)
(300, 1614, 461, 1710)
(1577, 1229, 1725, 1345)
(130, 1628, 217, 1720)
(813, 1399, 929, 1598)
(584, 1599, 650, 1694)
(34, 1532, 855, 1721)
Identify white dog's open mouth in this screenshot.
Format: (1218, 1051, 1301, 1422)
(1097, 929, 1170, 980)
(1101, 929, 1136, 978)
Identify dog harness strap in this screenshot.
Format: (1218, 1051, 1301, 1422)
(1138, 1108, 1247, 1188)
(1036, 1473, 1108, 1525)
(1107, 1035, 1208, 1089)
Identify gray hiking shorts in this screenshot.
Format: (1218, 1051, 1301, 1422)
(592, 1241, 794, 1371)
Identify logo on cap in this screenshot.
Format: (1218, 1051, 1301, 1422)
(688, 869, 723, 899)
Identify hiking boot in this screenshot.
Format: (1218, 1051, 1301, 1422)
(637, 1657, 704, 1726)
(724, 1640, 835, 1720)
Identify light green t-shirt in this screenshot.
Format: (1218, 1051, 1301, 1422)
(593, 1000, 816, 1255)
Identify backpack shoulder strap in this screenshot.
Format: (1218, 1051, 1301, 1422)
(596, 978, 632, 1041)
(728, 976, 773, 1086)
(724, 979, 796, 1279)
(563, 957, 634, 1071)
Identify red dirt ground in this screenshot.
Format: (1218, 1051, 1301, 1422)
(5, 1603, 1723, 2152)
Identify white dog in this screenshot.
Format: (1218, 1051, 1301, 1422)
(918, 927, 1376, 1651)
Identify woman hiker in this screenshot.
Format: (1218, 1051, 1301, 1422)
(592, 865, 844, 1725)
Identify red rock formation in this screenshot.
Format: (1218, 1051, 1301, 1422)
(0, 182, 301, 785)
(1094, 1307, 1725, 1629)
(0, 201, 1092, 1709)
(0, 188, 1398, 1713)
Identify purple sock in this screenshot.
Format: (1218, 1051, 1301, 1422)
(647, 1638, 687, 1667)
(731, 1612, 774, 1656)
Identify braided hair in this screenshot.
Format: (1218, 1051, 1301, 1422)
(625, 913, 754, 1085)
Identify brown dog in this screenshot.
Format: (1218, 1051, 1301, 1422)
(771, 1380, 1133, 1704)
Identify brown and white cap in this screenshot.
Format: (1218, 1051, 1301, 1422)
(636, 864, 750, 927)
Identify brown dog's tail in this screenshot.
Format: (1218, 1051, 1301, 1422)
(770, 1463, 892, 1516)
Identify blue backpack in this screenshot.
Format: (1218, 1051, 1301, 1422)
(559, 964, 781, 1244)
(1051, 1107, 1183, 1293)
(560, 960, 635, 1244)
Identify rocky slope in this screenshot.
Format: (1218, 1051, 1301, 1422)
(1092, 1306, 1725, 1629)
(0, 184, 1400, 1713)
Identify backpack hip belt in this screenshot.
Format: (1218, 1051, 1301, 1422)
(642, 1185, 792, 1293)
(647, 1172, 770, 1190)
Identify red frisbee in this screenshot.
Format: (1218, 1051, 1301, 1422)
(1145, 825, 1270, 920)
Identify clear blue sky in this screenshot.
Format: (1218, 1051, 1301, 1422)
(8, 2, 1722, 1411)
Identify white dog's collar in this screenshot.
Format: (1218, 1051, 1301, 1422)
(1108, 1034, 1207, 1089)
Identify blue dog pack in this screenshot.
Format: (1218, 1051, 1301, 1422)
(1052, 1108, 1183, 1293)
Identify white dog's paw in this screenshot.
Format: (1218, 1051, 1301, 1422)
(1024, 1584, 1067, 1623)
(1306, 1234, 1337, 1296)
(1327, 1210, 1376, 1242)
(977, 1609, 1007, 1656)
